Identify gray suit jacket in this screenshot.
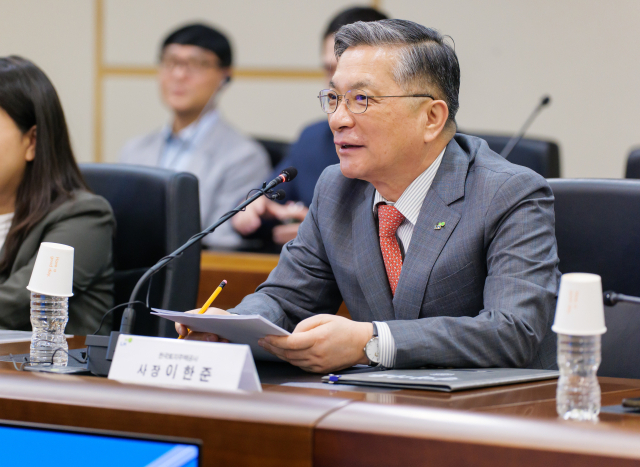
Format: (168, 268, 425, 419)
(119, 117, 270, 249)
(0, 191, 115, 335)
(230, 134, 560, 370)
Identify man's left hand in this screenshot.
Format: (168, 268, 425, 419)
(258, 315, 373, 373)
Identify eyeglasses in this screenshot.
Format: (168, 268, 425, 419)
(318, 89, 435, 114)
(159, 56, 219, 74)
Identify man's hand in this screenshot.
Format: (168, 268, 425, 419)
(232, 196, 267, 236)
(232, 198, 309, 238)
(278, 201, 308, 222)
(175, 307, 231, 342)
(272, 223, 301, 244)
(258, 315, 373, 373)
(272, 201, 308, 244)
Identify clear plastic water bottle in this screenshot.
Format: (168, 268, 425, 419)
(556, 334, 601, 421)
(30, 292, 69, 366)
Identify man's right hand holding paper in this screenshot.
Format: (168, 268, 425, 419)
(175, 308, 231, 342)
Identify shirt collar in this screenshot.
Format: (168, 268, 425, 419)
(373, 147, 446, 225)
(162, 108, 219, 144)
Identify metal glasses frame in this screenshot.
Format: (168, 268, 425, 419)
(318, 89, 435, 114)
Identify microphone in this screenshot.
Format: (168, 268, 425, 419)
(86, 167, 297, 376)
(500, 95, 552, 160)
(264, 167, 298, 191)
(281, 166, 298, 181)
(120, 166, 297, 335)
(603, 291, 640, 307)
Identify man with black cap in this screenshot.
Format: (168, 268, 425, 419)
(120, 23, 270, 249)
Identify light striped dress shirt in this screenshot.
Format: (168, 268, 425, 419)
(371, 147, 446, 368)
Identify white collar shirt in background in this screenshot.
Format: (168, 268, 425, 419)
(159, 109, 220, 171)
(119, 108, 271, 250)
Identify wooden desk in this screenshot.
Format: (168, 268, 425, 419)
(0, 339, 346, 467)
(260, 367, 640, 466)
(2, 339, 640, 466)
(314, 402, 640, 467)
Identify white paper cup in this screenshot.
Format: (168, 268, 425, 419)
(552, 273, 606, 336)
(26, 242, 74, 297)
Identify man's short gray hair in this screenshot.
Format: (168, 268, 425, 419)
(334, 19, 460, 123)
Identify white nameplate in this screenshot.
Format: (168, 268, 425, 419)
(108, 334, 261, 392)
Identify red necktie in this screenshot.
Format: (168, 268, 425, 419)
(378, 204, 405, 296)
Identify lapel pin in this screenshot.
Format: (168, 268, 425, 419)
(434, 222, 446, 230)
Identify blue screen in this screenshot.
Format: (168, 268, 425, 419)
(0, 425, 199, 467)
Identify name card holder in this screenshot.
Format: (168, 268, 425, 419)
(108, 334, 261, 392)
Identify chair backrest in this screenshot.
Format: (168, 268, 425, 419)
(465, 133, 561, 178)
(80, 164, 201, 337)
(256, 138, 291, 168)
(548, 178, 640, 378)
(625, 147, 640, 179)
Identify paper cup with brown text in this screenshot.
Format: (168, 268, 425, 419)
(552, 273, 606, 336)
(26, 242, 74, 297)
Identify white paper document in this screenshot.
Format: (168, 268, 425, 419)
(109, 334, 262, 392)
(151, 310, 290, 362)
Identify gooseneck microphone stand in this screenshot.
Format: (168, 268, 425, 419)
(603, 291, 640, 307)
(500, 95, 551, 160)
(85, 168, 296, 376)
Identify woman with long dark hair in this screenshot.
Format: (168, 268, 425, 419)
(0, 56, 114, 334)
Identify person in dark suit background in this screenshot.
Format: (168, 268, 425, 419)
(232, 6, 387, 248)
(178, 20, 560, 374)
(0, 56, 115, 335)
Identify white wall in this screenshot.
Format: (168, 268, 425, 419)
(1, 0, 639, 177)
(101, 0, 367, 163)
(0, 0, 94, 162)
(386, 0, 640, 178)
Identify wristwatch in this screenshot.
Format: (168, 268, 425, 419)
(364, 324, 380, 366)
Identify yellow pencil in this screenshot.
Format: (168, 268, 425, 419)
(178, 279, 227, 339)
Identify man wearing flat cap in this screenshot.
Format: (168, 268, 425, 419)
(120, 24, 270, 249)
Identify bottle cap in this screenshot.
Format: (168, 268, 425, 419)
(552, 273, 606, 336)
(26, 242, 74, 297)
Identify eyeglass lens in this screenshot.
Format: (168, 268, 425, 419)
(319, 90, 368, 114)
(160, 57, 217, 74)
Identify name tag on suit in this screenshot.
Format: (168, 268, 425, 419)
(108, 334, 261, 392)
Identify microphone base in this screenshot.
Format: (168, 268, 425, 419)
(85, 331, 120, 376)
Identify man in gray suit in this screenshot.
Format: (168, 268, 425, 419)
(178, 20, 560, 373)
(120, 24, 270, 249)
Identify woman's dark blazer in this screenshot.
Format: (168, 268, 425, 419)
(0, 191, 115, 335)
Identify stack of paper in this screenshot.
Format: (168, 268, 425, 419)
(151, 310, 290, 362)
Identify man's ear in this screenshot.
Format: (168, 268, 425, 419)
(423, 100, 449, 143)
(24, 126, 36, 162)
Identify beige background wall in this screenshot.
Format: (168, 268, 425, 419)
(1, 0, 639, 178)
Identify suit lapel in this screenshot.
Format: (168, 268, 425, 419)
(353, 184, 396, 322)
(393, 193, 461, 320)
(392, 138, 470, 320)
